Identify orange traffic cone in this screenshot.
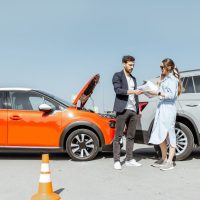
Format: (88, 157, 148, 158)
(31, 154, 61, 200)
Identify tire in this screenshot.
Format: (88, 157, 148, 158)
(154, 122, 194, 161)
(66, 129, 99, 161)
(154, 145, 162, 159)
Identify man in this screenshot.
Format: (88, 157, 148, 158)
(112, 55, 142, 170)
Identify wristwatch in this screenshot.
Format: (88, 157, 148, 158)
(158, 92, 161, 96)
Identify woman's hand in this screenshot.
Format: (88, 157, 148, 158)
(145, 90, 158, 96)
(146, 90, 165, 97)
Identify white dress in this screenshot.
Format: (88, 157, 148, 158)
(149, 73, 178, 147)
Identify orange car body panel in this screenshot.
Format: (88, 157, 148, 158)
(62, 108, 115, 145)
(7, 110, 62, 146)
(0, 110, 7, 145)
(0, 74, 116, 150)
(0, 107, 115, 147)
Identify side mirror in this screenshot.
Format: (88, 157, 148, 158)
(39, 104, 52, 112)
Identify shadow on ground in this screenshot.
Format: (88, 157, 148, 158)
(54, 188, 65, 195)
(97, 146, 200, 162)
(0, 146, 200, 161)
(0, 152, 69, 160)
(95, 146, 157, 161)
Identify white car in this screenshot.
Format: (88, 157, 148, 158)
(136, 69, 200, 160)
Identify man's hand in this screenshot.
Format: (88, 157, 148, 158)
(134, 90, 143, 95)
(128, 90, 143, 95)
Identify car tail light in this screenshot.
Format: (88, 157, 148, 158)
(139, 102, 148, 112)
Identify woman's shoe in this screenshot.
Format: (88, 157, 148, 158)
(151, 159, 166, 168)
(160, 161, 174, 171)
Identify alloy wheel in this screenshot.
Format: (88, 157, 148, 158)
(70, 133, 95, 158)
(175, 127, 188, 156)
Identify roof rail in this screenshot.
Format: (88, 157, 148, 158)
(180, 69, 200, 73)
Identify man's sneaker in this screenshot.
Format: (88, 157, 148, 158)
(125, 159, 142, 167)
(114, 161, 122, 170)
(151, 159, 167, 168)
(160, 161, 174, 171)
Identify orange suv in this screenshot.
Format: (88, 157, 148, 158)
(0, 74, 116, 161)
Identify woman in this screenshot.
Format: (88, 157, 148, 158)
(149, 58, 182, 171)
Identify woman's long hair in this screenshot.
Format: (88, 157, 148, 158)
(162, 58, 182, 96)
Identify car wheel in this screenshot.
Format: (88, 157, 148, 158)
(175, 122, 194, 160)
(66, 129, 99, 161)
(153, 145, 162, 159)
(154, 122, 194, 161)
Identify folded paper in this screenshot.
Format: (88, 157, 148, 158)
(137, 81, 159, 98)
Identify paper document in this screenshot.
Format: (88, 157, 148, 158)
(137, 81, 159, 98)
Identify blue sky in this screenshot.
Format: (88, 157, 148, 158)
(0, 0, 200, 112)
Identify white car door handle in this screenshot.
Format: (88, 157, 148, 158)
(186, 105, 198, 107)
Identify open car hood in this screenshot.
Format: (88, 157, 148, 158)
(72, 74, 100, 109)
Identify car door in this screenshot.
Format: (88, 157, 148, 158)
(178, 75, 200, 133)
(7, 90, 62, 147)
(0, 91, 7, 145)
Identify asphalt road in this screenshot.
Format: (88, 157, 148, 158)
(0, 143, 200, 200)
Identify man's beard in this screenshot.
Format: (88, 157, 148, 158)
(125, 68, 133, 74)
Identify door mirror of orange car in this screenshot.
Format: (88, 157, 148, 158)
(39, 104, 52, 112)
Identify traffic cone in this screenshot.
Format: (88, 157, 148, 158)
(31, 154, 61, 200)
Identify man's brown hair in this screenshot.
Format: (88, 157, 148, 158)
(122, 55, 135, 63)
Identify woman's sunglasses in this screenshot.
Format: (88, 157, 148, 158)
(160, 65, 165, 70)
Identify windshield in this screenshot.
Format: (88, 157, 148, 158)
(37, 90, 71, 107)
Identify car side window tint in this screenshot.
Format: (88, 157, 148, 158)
(193, 76, 200, 93)
(182, 78, 186, 87)
(180, 78, 185, 93)
(29, 96, 44, 110)
(44, 98, 59, 110)
(183, 77, 195, 93)
(10, 91, 61, 111)
(10, 91, 44, 110)
(0, 92, 4, 109)
(24, 93, 60, 111)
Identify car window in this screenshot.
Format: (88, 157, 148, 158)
(38, 90, 71, 107)
(182, 78, 187, 89)
(29, 96, 59, 110)
(180, 78, 185, 93)
(193, 76, 200, 93)
(183, 77, 195, 93)
(0, 92, 4, 109)
(28, 95, 44, 110)
(10, 91, 60, 111)
(43, 98, 60, 110)
(10, 91, 42, 110)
